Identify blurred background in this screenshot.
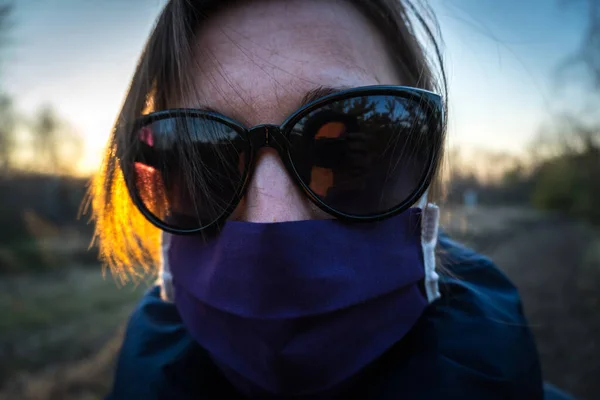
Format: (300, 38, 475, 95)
(0, 0, 598, 399)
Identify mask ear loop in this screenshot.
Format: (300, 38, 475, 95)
(158, 199, 441, 304)
(417, 191, 441, 303)
(158, 232, 175, 302)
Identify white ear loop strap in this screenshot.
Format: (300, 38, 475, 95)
(158, 232, 175, 302)
(416, 190, 428, 209)
(421, 203, 441, 303)
(416, 190, 441, 302)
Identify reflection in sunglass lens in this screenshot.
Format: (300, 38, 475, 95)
(288, 95, 435, 216)
(131, 115, 248, 230)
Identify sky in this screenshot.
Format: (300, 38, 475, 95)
(0, 0, 590, 174)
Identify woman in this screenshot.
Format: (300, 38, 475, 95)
(91, 0, 573, 398)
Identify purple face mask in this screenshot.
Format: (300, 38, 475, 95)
(164, 207, 439, 397)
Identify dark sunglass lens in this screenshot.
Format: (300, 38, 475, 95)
(131, 115, 248, 230)
(288, 94, 437, 216)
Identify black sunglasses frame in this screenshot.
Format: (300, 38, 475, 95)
(123, 85, 445, 235)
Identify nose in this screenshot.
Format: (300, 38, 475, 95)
(236, 148, 314, 222)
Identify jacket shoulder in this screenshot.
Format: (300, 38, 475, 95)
(106, 287, 196, 399)
(428, 233, 544, 398)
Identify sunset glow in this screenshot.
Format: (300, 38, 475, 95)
(2, 0, 589, 176)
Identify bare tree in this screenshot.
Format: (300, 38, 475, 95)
(558, 0, 600, 87)
(32, 106, 61, 171)
(568, 0, 600, 148)
(578, 0, 600, 149)
(527, 1, 600, 221)
(573, 0, 600, 91)
(30, 105, 83, 175)
(0, 2, 10, 48)
(0, 2, 14, 173)
(542, 0, 600, 155)
(0, 94, 14, 171)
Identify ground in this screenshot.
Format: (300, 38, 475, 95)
(0, 206, 598, 400)
(443, 206, 600, 400)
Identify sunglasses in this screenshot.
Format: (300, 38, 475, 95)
(121, 85, 444, 234)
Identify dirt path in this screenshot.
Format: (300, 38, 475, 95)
(486, 219, 600, 400)
(449, 207, 600, 400)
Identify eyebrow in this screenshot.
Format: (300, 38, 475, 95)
(189, 85, 351, 124)
(299, 86, 351, 108)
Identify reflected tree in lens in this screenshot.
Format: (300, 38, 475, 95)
(290, 94, 434, 215)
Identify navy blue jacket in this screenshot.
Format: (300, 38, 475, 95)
(106, 235, 571, 399)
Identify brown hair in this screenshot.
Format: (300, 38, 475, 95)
(86, 0, 448, 281)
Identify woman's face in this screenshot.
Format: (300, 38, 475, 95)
(186, 0, 401, 223)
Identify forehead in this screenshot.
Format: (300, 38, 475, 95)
(185, 0, 401, 125)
